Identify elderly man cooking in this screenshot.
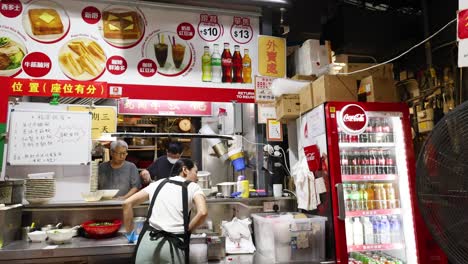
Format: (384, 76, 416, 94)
(98, 140, 141, 199)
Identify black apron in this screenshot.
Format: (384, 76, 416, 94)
(133, 178, 191, 264)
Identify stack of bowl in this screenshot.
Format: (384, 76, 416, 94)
(25, 178, 55, 204)
(90, 161, 99, 192)
(197, 171, 211, 195)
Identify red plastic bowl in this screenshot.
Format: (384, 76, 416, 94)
(82, 219, 122, 238)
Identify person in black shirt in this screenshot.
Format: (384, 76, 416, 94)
(140, 142, 183, 184)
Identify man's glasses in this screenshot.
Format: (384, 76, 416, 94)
(113, 151, 128, 156)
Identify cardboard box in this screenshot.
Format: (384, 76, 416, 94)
(299, 83, 314, 113)
(358, 76, 398, 102)
(291, 74, 317, 81)
(275, 94, 300, 120)
(340, 63, 393, 80)
(312, 75, 357, 106)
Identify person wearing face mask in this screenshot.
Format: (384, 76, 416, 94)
(140, 142, 183, 184)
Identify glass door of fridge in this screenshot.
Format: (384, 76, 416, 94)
(337, 112, 418, 264)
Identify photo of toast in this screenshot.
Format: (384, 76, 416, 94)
(28, 8, 64, 36)
(100, 7, 144, 48)
(58, 38, 106, 81)
(22, 1, 70, 43)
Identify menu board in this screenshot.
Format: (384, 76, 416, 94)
(7, 109, 91, 165)
(0, 0, 259, 102)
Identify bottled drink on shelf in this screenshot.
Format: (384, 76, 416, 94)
(353, 217, 364, 245)
(211, 44, 222, 82)
(362, 216, 374, 245)
(366, 183, 374, 210)
(380, 216, 391, 244)
(221, 43, 232, 83)
(351, 184, 361, 211)
(384, 150, 395, 175)
(377, 150, 386, 175)
(201, 46, 212, 82)
(359, 184, 368, 210)
(345, 183, 353, 211)
(232, 45, 243, 83)
(367, 119, 375, 143)
(389, 215, 402, 243)
(242, 48, 252, 83)
(345, 217, 354, 246)
(372, 216, 381, 244)
(379, 184, 387, 209)
(369, 150, 377, 175)
(341, 150, 349, 175)
(385, 183, 397, 209)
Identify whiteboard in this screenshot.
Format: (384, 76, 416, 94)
(7, 109, 92, 165)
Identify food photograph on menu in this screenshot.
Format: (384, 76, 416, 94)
(58, 38, 106, 81)
(0, 35, 26, 76)
(100, 6, 144, 48)
(145, 31, 192, 76)
(22, 0, 70, 42)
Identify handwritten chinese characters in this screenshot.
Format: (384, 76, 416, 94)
(7, 110, 92, 165)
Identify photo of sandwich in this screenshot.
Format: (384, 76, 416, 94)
(100, 6, 144, 48)
(58, 38, 106, 81)
(28, 8, 63, 36)
(22, 1, 70, 43)
(0, 36, 26, 77)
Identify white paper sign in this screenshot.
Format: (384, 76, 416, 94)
(458, 39, 468, 67)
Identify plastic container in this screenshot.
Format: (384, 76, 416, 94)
(251, 213, 327, 263)
(228, 148, 245, 171)
(82, 220, 122, 238)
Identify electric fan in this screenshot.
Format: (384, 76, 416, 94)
(416, 100, 468, 263)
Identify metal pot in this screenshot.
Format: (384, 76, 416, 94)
(216, 182, 236, 198)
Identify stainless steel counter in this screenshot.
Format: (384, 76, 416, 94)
(0, 235, 328, 264)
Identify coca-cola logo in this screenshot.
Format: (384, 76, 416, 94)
(306, 152, 316, 161)
(221, 58, 232, 65)
(338, 104, 368, 135)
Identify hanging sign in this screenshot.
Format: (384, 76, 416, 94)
(118, 99, 212, 116)
(8, 78, 108, 98)
(258, 35, 286, 78)
(68, 106, 117, 139)
(0, 0, 259, 102)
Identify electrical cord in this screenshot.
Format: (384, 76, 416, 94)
(336, 17, 456, 76)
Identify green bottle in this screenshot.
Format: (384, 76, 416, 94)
(202, 46, 212, 82)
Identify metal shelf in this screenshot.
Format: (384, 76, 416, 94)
(111, 132, 235, 140)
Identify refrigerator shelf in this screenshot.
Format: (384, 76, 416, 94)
(348, 243, 405, 252)
(339, 142, 395, 148)
(342, 174, 397, 181)
(346, 208, 401, 217)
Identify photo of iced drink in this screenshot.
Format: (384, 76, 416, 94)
(154, 34, 168, 68)
(172, 44, 185, 69)
(154, 43, 168, 67)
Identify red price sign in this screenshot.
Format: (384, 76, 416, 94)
(230, 17, 253, 44)
(177, 22, 195, 41)
(197, 14, 222, 42)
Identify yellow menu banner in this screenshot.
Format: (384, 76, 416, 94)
(258, 35, 286, 78)
(67, 106, 117, 140)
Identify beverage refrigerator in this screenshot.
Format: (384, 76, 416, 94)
(295, 102, 426, 264)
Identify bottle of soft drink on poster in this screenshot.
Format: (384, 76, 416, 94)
(359, 184, 368, 210)
(341, 150, 349, 175)
(345, 218, 354, 246)
(211, 44, 222, 82)
(380, 216, 391, 244)
(352, 217, 364, 245)
(242, 48, 252, 83)
(221, 43, 232, 83)
(366, 183, 374, 210)
(385, 150, 395, 175)
(362, 216, 374, 245)
(372, 216, 381, 244)
(232, 45, 243, 83)
(202, 46, 212, 82)
(389, 215, 402, 243)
